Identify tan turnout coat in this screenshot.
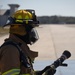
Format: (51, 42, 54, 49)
(0, 34, 38, 75)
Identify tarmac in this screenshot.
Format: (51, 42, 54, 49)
(0, 24, 75, 75)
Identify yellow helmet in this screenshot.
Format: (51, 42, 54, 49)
(5, 9, 39, 26)
(12, 10, 33, 24)
(5, 9, 39, 35)
(9, 10, 33, 35)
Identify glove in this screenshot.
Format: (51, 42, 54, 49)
(45, 68, 56, 75)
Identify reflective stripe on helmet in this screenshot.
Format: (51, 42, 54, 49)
(2, 69, 20, 75)
(16, 15, 23, 23)
(24, 14, 30, 24)
(15, 10, 32, 19)
(13, 10, 32, 24)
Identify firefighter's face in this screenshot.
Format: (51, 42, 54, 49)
(18, 24, 39, 45)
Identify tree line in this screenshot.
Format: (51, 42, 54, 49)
(37, 15, 75, 24)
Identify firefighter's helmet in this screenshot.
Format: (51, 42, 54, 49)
(5, 9, 39, 26)
(5, 10, 39, 36)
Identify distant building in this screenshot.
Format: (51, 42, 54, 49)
(0, 4, 20, 26)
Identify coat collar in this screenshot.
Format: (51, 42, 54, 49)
(6, 34, 38, 60)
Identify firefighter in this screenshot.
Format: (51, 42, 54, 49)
(0, 10, 39, 75)
(0, 9, 56, 75)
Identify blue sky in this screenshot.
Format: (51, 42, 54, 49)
(0, 0, 75, 16)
